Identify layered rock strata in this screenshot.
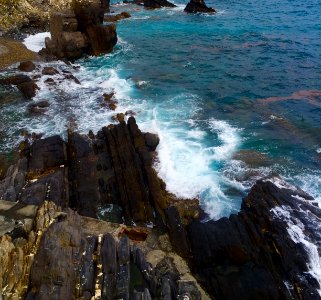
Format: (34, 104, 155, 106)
(45, 2, 116, 59)
(1, 119, 321, 299)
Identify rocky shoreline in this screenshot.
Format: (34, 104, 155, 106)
(1, 117, 320, 299)
(1, 1, 321, 299)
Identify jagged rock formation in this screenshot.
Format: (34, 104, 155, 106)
(1, 119, 321, 299)
(185, 177, 321, 300)
(0, 74, 38, 99)
(0, 199, 207, 299)
(45, 1, 116, 59)
(184, 0, 216, 14)
(144, 0, 176, 9)
(0, 0, 108, 31)
(0, 118, 172, 226)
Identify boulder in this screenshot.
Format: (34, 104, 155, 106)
(187, 177, 321, 299)
(18, 61, 36, 72)
(144, 0, 176, 8)
(184, 0, 216, 13)
(0, 74, 38, 99)
(144, 132, 160, 151)
(42, 66, 59, 75)
(104, 12, 131, 22)
(27, 100, 50, 114)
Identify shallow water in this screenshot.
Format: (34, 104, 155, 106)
(1, 0, 321, 218)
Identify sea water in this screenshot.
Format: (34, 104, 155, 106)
(1, 0, 321, 219)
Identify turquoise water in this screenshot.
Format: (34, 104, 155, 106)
(1, 0, 321, 218)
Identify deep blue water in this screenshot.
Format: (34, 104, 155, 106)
(1, 0, 321, 218)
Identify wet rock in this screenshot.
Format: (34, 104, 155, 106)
(0, 74, 38, 99)
(111, 113, 125, 123)
(42, 66, 59, 75)
(44, 77, 55, 85)
(144, 0, 176, 9)
(103, 92, 118, 110)
(18, 61, 36, 72)
(125, 110, 136, 116)
(184, 0, 216, 13)
(144, 132, 159, 151)
(104, 12, 131, 22)
(64, 73, 80, 84)
(27, 100, 50, 114)
(187, 176, 321, 300)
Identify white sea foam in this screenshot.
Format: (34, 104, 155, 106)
(206, 119, 240, 161)
(271, 205, 321, 295)
(23, 32, 51, 52)
(317, 148, 321, 154)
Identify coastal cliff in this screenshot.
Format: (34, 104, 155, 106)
(0, 118, 320, 299)
(1, 0, 321, 299)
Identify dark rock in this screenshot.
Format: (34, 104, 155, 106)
(165, 206, 190, 258)
(28, 135, 66, 176)
(111, 113, 125, 123)
(64, 73, 81, 84)
(144, 0, 176, 8)
(144, 132, 159, 151)
(187, 177, 321, 300)
(16, 81, 38, 99)
(184, 0, 216, 13)
(86, 23, 117, 55)
(125, 110, 136, 116)
(27, 100, 50, 114)
(18, 61, 36, 72)
(177, 280, 201, 300)
(101, 233, 117, 299)
(42, 66, 59, 75)
(104, 12, 131, 22)
(67, 132, 99, 218)
(28, 209, 85, 299)
(0, 74, 38, 99)
(45, 2, 116, 59)
(44, 78, 55, 85)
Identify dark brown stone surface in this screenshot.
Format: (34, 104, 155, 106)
(184, 0, 216, 13)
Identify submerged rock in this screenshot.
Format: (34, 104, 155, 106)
(184, 0, 216, 13)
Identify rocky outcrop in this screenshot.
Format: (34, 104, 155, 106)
(144, 0, 176, 9)
(1, 119, 321, 299)
(0, 201, 61, 298)
(187, 177, 321, 300)
(45, 2, 116, 59)
(184, 0, 216, 14)
(0, 118, 166, 226)
(104, 12, 131, 23)
(0, 74, 38, 99)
